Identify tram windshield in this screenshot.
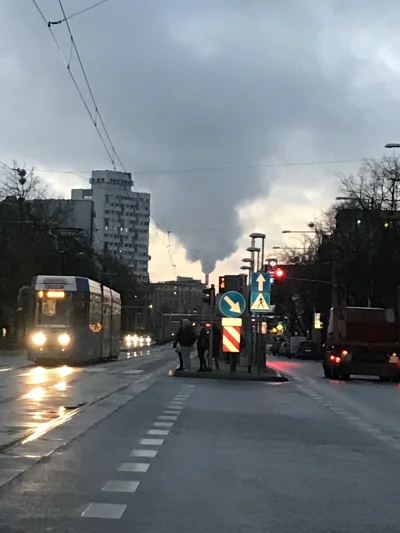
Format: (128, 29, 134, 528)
(36, 290, 73, 327)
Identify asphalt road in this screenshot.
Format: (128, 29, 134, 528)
(1, 355, 400, 532)
(0, 344, 179, 458)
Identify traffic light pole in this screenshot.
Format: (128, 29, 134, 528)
(209, 285, 216, 370)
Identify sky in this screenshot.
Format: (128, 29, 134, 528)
(1, 0, 400, 284)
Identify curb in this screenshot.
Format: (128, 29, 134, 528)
(169, 369, 289, 382)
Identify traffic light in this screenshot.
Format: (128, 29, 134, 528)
(219, 276, 226, 293)
(273, 266, 285, 285)
(203, 285, 216, 306)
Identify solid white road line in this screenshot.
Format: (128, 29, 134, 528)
(154, 422, 174, 427)
(82, 503, 127, 519)
(148, 429, 170, 436)
(131, 449, 158, 457)
(119, 462, 150, 473)
(124, 370, 144, 374)
(102, 480, 140, 493)
(140, 438, 164, 445)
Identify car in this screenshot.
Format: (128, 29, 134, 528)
(296, 340, 319, 360)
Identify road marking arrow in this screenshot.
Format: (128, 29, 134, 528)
(256, 274, 265, 292)
(224, 295, 242, 313)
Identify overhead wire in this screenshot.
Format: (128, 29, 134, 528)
(31, 0, 177, 273)
(48, 0, 112, 26)
(34, 155, 388, 178)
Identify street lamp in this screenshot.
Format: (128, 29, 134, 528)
(273, 246, 304, 250)
(385, 143, 400, 149)
(282, 230, 315, 234)
(250, 232, 266, 269)
(247, 246, 260, 271)
(240, 264, 252, 284)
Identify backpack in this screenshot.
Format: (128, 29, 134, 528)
(180, 326, 197, 347)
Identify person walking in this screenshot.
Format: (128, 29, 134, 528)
(197, 323, 209, 372)
(212, 324, 222, 370)
(174, 319, 197, 370)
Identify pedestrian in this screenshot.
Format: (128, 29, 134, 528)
(174, 318, 197, 371)
(173, 320, 184, 371)
(212, 324, 221, 370)
(197, 323, 209, 372)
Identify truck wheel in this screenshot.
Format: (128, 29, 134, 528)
(331, 368, 340, 380)
(341, 373, 350, 381)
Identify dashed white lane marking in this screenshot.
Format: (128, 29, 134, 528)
(159, 415, 178, 421)
(131, 449, 158, 458)
(82, 503, 127, 519)
(296, 383, 400, 452)
(102, 480, 140, 493)
(170, 401, 185, 406)
(119, 462, 150, 473)
(124, 369, 144, 375)
(154, 422, 174, 427)
(140, 438, 164, 446)
(148, 429, 170, 436)
(167, 405, 183, 410)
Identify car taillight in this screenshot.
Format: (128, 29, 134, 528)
(329, 354, 335, 361)
(341, 350, 348, 356)
(335, 356, 341, 364)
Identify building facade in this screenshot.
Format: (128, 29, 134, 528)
(151, 276, 207, 316)
(72, 170, 150, 283)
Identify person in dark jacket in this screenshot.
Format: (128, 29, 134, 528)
(173, 320, 183, 371)
(197, 323, 209, 372)
(212, 324, 222, 370)
(174, 319, 197, 370)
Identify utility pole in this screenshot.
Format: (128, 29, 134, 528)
(203, 284, 216, 369)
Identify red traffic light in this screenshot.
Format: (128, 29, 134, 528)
(275, 267, 284, 278)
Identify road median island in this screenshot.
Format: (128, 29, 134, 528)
(170, 363, 288, 382)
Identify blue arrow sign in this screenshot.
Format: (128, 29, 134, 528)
(250, 291, 271, 313)
(251, 272, 270, 293)
(219, 291, 246, 318)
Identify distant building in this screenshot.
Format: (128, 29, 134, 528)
(0, 197, 95, 244)
(72, 170, 150, 283)
(151, 276, 207, 315)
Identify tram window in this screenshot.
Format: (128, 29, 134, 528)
(74, 293, 88, 326)
(89, 293, 102, 331)
(37, 294, 72, 326)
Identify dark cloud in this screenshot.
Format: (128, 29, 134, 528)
(1, 0, 400, 273)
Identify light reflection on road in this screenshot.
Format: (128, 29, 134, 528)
(0, 346, 160, 448)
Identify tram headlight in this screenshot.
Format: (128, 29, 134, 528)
(58, 333, 71, 347)
(32, 332, 46, 346)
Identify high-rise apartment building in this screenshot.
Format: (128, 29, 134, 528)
(72, 170, 150, 283)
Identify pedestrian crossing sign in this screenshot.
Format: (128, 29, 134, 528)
(250, 291, 271, 312)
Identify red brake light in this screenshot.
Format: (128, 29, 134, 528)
(335, 356, 341, 364)
(329, 354, 335, 361)
(275, 267, 284, 278)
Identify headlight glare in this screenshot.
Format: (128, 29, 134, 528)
(32, 332, 46, 346)
(58, 333, 71, 346)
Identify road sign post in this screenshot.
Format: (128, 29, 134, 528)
(250, 272, 272, 374)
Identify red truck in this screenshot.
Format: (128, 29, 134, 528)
(323, 306, 400, 381)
